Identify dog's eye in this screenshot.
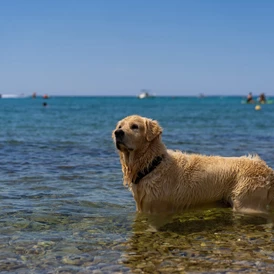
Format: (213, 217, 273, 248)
(118, 125, 122, 129)
(131, 124, 139, 130)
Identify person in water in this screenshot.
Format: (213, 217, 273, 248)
(246, 92, 254, 103)
(258, 93, 266, 104)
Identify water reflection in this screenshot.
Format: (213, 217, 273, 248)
(1, 207, 274, 273)
(122, 208, 274, 273)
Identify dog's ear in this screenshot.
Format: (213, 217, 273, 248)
(145, 119, 162, 141)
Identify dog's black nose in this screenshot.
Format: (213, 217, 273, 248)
(115, 129, 124, 138)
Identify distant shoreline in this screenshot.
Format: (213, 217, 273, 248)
(1, 94, 273, 98)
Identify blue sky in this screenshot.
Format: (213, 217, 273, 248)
(1, 0, 273, 96)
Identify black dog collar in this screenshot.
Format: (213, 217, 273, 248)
(133, 155, 163, 184)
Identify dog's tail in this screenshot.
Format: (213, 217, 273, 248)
(267, 171, 274, 210)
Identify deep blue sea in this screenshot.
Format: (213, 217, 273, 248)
(1, 96, 274, 273)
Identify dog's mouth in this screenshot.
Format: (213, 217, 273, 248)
(116, 141, 133, 152)
(116, 141, 124, 150)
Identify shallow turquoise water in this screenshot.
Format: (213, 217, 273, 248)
(1, 96, 274, 273)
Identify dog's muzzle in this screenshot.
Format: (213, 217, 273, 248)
(114, 129, 125, 150)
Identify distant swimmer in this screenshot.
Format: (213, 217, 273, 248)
(246, 92, 254, 103)
(258, 93, 266, 104)
(43, 102, 48, 107)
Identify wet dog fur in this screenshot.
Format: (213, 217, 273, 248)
(113, 115, 274, 215)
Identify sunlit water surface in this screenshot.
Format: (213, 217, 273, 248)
(1, 96, 274, 273)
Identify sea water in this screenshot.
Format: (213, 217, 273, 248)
(0, 96, 274, 273)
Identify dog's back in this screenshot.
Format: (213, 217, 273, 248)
(167, 150, 274, 213)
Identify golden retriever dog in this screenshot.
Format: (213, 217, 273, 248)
(112, 115, 274, 215)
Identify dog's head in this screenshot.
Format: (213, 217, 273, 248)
(112, 115, 162, 152)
